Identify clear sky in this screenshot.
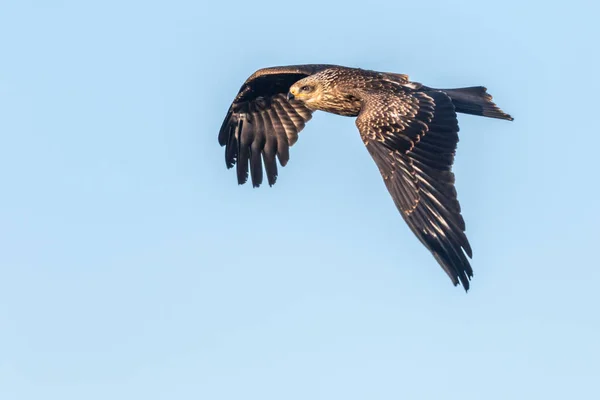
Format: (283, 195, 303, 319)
(1, 1, 599, 399)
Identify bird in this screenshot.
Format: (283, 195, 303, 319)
(218, 64, 513, 291)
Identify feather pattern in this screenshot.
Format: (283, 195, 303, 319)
(357, 88, 474, 290)
(218, 65, 333, 186)
(218, 64, 514, 290)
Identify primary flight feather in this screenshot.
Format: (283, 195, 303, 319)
(218, 64, 513, 291)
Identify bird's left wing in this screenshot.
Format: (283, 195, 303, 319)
(219, 64, 335, 187)
(356, 89, 474, 290)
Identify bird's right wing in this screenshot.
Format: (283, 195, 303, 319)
(356, 89, 474, 290)
(218, 64, 335, 187)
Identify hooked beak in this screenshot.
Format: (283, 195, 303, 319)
(287, 91, 295, 101)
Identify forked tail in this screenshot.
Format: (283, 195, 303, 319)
(438, 86, 514, 121)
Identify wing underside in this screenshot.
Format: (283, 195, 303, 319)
(218, 65, 335, 187)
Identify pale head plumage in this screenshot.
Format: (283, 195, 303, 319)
(288, 75, 326, 109)
(288, 70, 363, 116)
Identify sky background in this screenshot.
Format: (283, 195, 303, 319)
(1, 1, 599, 399)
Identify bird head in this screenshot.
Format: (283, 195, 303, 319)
(287, 77, 324, 108)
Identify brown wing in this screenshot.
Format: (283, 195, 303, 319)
(219, 64, 336, 187)
(356, 89, 474, 290)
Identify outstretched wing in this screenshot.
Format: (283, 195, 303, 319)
(219, 64, 335, 187)
(356, 89, 474, 290)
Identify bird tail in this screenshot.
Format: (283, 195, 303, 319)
(439, 86, 514, 121)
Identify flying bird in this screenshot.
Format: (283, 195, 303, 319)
(218, 64, 513, 291)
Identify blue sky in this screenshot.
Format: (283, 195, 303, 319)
(1, 0, 599, 399)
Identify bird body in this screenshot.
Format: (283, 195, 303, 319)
(218, 64, 513, 291)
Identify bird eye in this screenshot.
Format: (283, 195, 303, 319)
(300, 85, 311, 92)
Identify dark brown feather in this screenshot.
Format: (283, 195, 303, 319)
(219, 65, 333, 186)
(357, 89, 474, 291)
(218, 64, 514, 290)
(262, 109, 279, 186)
